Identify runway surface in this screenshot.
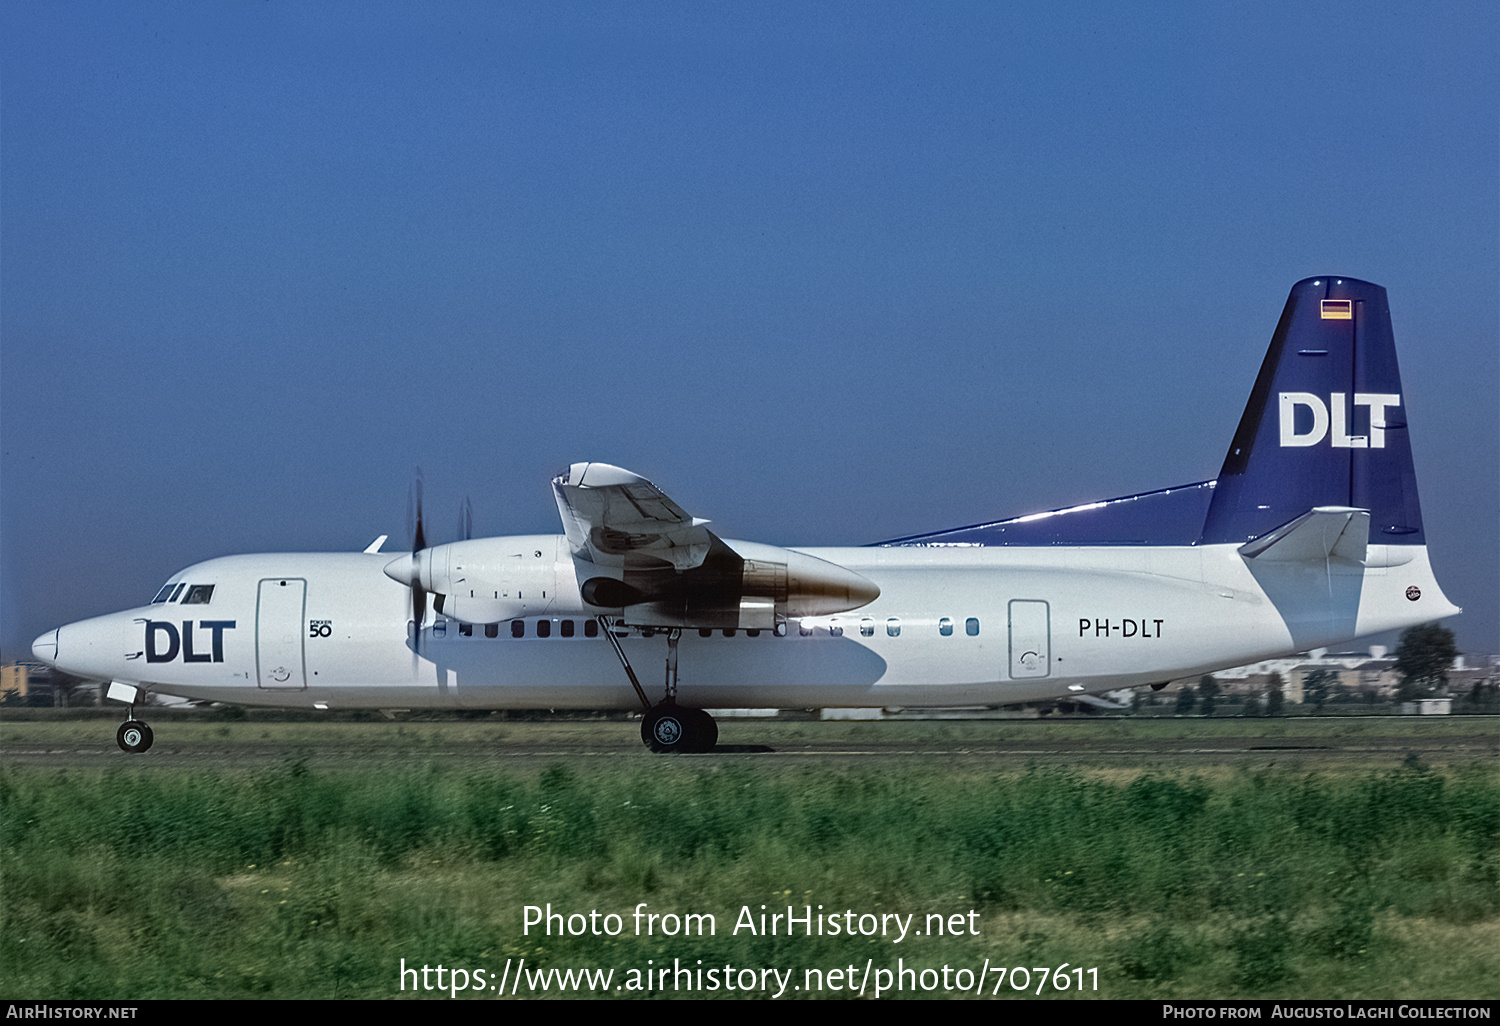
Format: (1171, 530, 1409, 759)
(3, 715, 1494, 770)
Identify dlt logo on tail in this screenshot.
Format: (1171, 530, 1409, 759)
(1279, 393, 1401, 448)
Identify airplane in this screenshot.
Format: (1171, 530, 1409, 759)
(30, 277, 1459, 754)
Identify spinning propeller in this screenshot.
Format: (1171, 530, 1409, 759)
(382, 471, 432, 646)
(384, 472, 476, 649)
(404, 473, 429, 629)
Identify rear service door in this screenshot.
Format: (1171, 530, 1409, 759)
(1008, 599, 1051, 679)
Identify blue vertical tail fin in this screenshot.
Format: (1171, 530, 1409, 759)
(1200, 277, 1425, 546)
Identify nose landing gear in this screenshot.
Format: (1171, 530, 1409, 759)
(113, 689, 154, 753)
(116, 719, 154, 753)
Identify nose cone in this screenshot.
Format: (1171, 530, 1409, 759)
(383, 553, 417, 586)
(32, 614, 133, 680)
(386, 548, 442, 593)
(32, 628, 58, 666)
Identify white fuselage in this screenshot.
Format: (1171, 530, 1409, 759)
(38, 536, 1455, 711)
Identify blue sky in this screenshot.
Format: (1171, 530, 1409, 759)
(3, 2, 1496, 656)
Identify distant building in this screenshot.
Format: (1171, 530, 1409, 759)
(1207, 646, 1400, 704)
(1401, 698, 1452, 715)
(1200, 644, 1500, 706)
(1, 661, 102, 707)
(1, 663, 29, 701)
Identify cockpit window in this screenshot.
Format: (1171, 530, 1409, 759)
(152, 582, 186, 604)
(181, 584, 215, 605)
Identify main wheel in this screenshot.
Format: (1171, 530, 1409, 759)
(641, 705, 693, 754)
(686, 708, 718, 752)
(117, 720, 154, 754)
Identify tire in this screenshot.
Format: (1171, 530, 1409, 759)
(117, 720, 154, 754)
(641, 706, 692, 753)
(687, 708, 718, 752)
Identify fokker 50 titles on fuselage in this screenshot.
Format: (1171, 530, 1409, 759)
(32, 277, 1459, 753)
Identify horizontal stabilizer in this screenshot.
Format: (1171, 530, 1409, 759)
(1237, 507, 1369, 563)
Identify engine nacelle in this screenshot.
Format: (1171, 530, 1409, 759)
(386, 534, 878, 631)
(385, 535, 563, 624)
(578, 537, 879, 630)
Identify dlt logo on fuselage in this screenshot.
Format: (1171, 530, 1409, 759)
(1279, 392, 1400, 449)
(145, 620, 236, 663)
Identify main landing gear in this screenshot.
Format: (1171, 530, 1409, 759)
(641, 703, 718, 755)
(599, 617, 718, 754)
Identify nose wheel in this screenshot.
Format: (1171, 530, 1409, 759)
(116, 719, 154, 754)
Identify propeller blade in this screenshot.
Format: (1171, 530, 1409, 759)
(403, 470, 429, 642)
(458, 496, 473, 542)
(408, 471, 427, 555)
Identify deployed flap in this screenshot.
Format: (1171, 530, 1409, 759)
(552, 462, 713, 570)
(1237, 507, 1370, 563)
(552, 462, 880, 628)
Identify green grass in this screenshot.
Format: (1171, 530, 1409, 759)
(2, 747, 1496, 999)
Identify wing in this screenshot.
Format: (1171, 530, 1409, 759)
(552, 462, 713, 571)
(553, 462, 880, 628)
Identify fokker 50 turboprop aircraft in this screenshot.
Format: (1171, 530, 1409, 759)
(33, 278, 1459, 753)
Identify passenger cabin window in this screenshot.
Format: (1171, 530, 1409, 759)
(860, 618, 875, 638)
(561, 620, 575, 638)
(939, 617, 954, 636)
(511, 620, 525, 638)
(485, 623, 499, 639)
(886, 618, 900, 637)
(459, 623, 473, 637)
(584, 620, 599, 638)
(181, 585, 215, 605)
(537, 620, 552, 638)
(830, 624, 844, 637)
(966, 617, 980, 636)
